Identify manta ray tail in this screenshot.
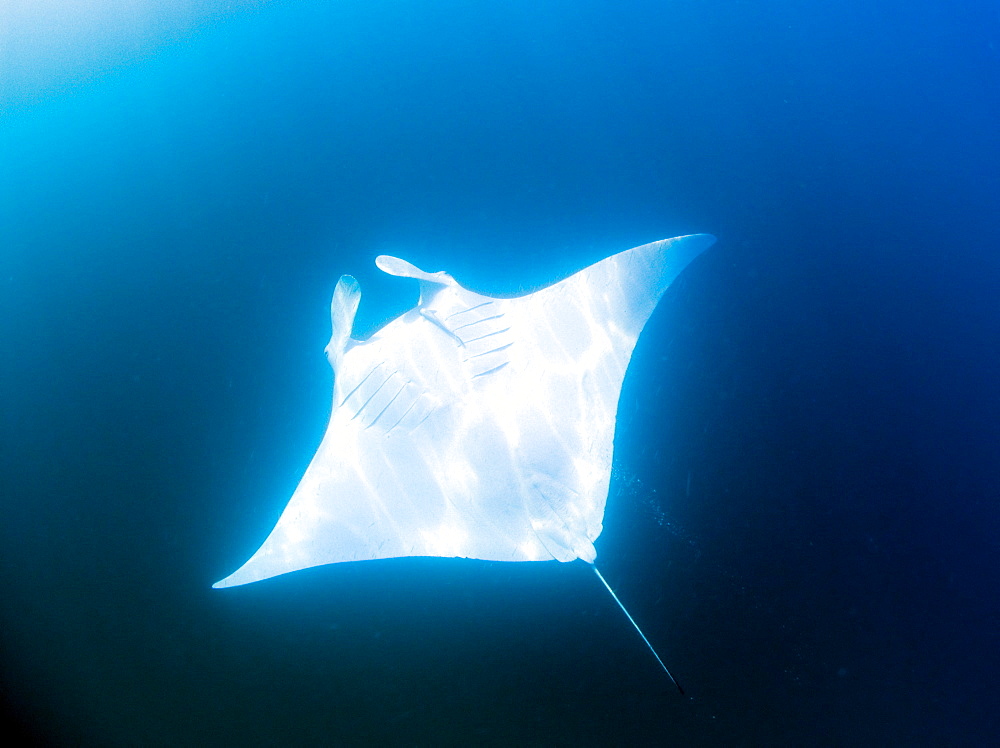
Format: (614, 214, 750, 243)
(592, 565, 685, 695)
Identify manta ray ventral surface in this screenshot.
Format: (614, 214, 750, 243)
(214, 234, 715, 588)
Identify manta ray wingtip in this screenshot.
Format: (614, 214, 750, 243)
(211, 571, 242, 589)
(669, 232, 716, 251)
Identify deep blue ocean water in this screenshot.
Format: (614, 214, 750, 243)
(2, 1, 998, 744)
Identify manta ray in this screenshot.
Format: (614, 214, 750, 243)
(214, 233, 715, 690)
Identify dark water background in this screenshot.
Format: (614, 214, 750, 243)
(2, 1, 998, 744)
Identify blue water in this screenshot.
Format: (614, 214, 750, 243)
(2, 1, 997, 744)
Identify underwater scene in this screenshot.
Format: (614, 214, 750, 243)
(1, 1, 998, 745)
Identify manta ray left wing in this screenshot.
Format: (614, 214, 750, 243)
(213, 234, 714, 588)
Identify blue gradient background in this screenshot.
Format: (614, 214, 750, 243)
(2, 1, 998, 744)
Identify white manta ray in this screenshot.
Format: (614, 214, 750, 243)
(214, 233, 715, 690)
